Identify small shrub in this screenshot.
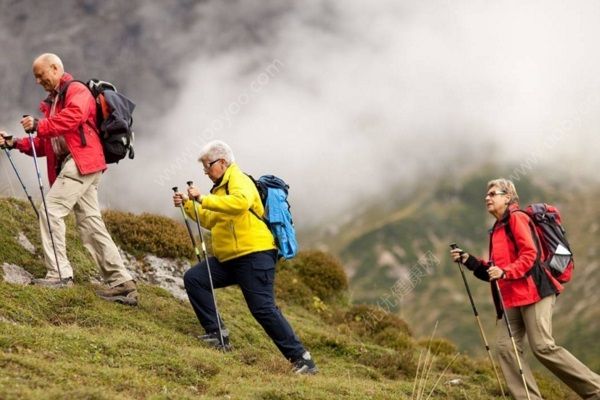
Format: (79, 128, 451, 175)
(342, 304, 412, 338)
(417, 338, 457, 356)
(374, 327, 414, 351)
(274, 268, 313, 307)
(279, 250, 348, 301)
(103, 210, 193, 259)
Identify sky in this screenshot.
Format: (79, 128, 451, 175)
(3, 0, 600, 227)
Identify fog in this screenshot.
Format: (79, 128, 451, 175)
(4, 0, 600, 227)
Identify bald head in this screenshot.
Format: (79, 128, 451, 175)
(32, 53, 65, 93)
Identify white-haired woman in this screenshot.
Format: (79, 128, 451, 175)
(173, 140, 317, 374)
(451, 178, 600, 399)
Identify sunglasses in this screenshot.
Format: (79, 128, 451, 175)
(485, 190, 506, 198)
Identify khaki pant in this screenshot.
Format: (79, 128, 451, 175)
(497, 295, 600, 400)
(39, 158, 132, 287)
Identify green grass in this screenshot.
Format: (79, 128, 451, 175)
(0, 197, 574, 399)
(0, 281, 515, 400)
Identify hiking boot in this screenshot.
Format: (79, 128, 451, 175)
(31, 277, 74, 288)
(199, 329, 231, 351)
(291, 351, 318, 375)
(96, 280, 138, 306)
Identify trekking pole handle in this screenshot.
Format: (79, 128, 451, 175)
(172, 186, 187, 207)
(0, 134, 13, 149)
(449, 243, 466, 264)
(449, 243, 463, 254)
(186, 181, 201, 201)
(22, 115, 37, 134)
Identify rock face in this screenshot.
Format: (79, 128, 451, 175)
(1, 263, 33, 285)
(1, 249, 190, 301)
(120, 250, 190, 300)
(17, 232, 36, 254)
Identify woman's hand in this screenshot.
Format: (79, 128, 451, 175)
(488, 265, 505, 280)
(173, 192, 188, 207)
(187, 185, 201, 201)
(450, 248, 469, 264)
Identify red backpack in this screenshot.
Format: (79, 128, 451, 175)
(506, 203, 574, 283)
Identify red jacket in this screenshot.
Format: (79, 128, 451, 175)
(15, 73, 106, 185)
(466, 203, 561, 310)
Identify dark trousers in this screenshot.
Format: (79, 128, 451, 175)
(183, 250, 306, 360)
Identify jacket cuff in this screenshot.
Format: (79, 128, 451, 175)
(464, 255, 482, 271)
(473, 265, 490, 282)
(14, 138, 25, 151)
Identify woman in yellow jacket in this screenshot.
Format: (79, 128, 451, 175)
(173, 140, 317, 374)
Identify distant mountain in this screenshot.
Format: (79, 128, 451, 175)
(304, 165, 600, 372)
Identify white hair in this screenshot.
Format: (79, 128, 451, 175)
(487, 178, 519, 204)
(198, 140, 235, 165)
(34, 53, 64, 72)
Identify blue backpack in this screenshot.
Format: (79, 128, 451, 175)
(228, 174, 298, 259)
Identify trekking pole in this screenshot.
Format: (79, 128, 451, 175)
(2, 143, 39, 218)
(173, 184, 225, 350)
(491, 262, 531, 400)
(24, 120, 62, 281)
(172, 186, 202, 262)
(449, 244, 506, 399)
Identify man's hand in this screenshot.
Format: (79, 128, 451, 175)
(173, 192, 189, 207)
(0, 131, 15, 149)
(20, 116, 38, 133)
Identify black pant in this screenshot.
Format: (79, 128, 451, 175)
(183, 250, 306, 360)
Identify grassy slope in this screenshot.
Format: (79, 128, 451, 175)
(0, 196, 562, 400)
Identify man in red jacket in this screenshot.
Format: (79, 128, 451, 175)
(0, 53, 137, 305)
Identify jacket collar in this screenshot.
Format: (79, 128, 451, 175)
(490, 203, 520, 233)
(210, 162, 238, 193)
(43, 72, 74, 104)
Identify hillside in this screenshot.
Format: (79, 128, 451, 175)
(305, 165, 600, 378)
(2, 196, 578, 399)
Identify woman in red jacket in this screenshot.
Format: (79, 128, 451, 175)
(451, 178, 600, 400)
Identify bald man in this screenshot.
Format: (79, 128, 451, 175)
(0, 53, 138, 305)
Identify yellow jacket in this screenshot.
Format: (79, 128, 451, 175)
(183, 163, 276, 262)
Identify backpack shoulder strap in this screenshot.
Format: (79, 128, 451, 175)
(56, 79, 90, 146)
(504, 209, 542, 264)
(58, 80, 89, 108)
(225, 173, 267, 223)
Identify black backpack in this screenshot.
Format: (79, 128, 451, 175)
(59, 79, 135, 164)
